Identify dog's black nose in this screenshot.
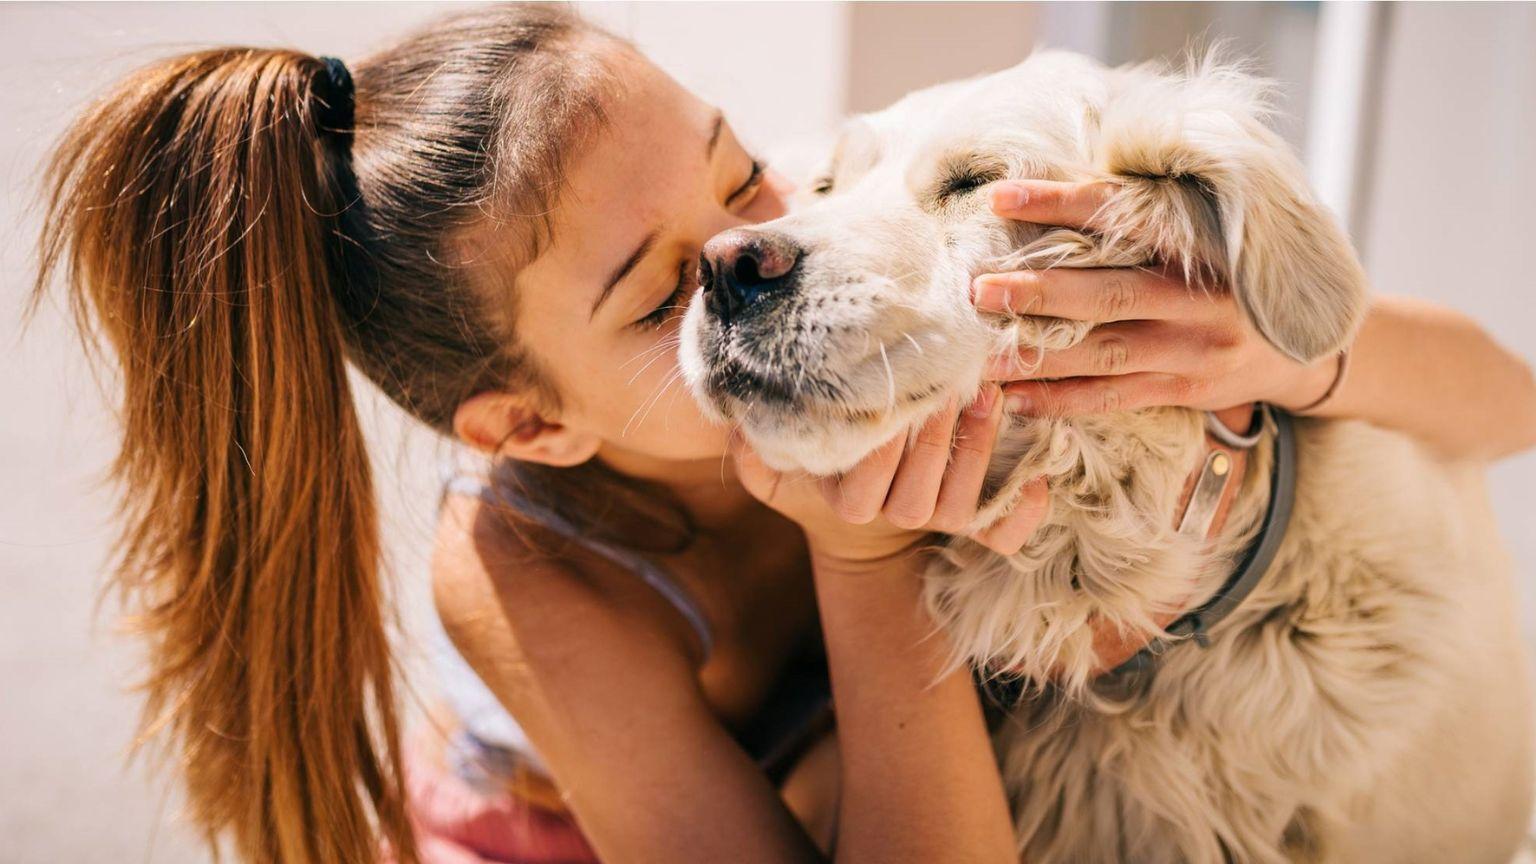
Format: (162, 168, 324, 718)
(700, 230, 801, 324)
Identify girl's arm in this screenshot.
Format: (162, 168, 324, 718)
(977, 179, 1536, 462)
(1298, 294, 1536, 460)
(810, 549, 1016, 863)
(729, 389, 1036, 864)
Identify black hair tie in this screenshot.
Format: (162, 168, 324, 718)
(314, 55, 355, 141)
(312, 55, 363, 268)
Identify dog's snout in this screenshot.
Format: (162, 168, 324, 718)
(701, 230, 802, 324)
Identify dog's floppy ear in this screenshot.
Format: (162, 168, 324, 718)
(1094, 54, 1367, 362)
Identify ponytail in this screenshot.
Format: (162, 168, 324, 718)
(33, 49, 413, 862)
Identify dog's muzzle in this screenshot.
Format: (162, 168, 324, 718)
(699, 228, 802, 326)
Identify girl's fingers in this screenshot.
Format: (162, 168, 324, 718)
(929, 385, 1003, 534)
(882, 398, 963, 530)
(971, 476, 1049, 555)
(819, 385, 1023, 538)
(989, 179, 1117, 229)
(728, 433, 785, 506)
(1003, 372, 1198, 418)
(972, 266, 1219, 324)
(819, 432, 906, 524)
(985, 321, 1194, 381)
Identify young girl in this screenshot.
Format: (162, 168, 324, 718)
(32, 5, 1536, 863)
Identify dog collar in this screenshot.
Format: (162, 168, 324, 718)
(1098, 403, 1298, 677)
(975, 404, 1297, 704)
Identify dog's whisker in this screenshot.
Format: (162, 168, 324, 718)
(619, 336, 681, 371)
(657, 371, 690, 435)
(632, 368, 684, 435)
(878, 343, 896, 414)
(621, 365, 681, 438)
(626, 341, 680, 386)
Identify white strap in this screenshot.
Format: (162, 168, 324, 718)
(442, 472, 716, 661)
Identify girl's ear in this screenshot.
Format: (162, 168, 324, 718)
(453, 391, 601, 467)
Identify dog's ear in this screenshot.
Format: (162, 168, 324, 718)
(1094, 54, 1367, 362)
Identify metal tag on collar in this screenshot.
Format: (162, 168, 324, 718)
(1177, 449, 1233, 538)
(1179, 406, 1266, 539)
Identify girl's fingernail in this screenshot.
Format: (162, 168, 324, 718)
(1005, 392, 1031, 414)
(967, 385, 998, 418)
(971, 275, 1006, 307)
(992, 182, 1027, 212)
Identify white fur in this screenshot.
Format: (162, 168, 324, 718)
(681, 48, 1533, 862)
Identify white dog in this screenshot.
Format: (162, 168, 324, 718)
(680, 50, 1534, 863)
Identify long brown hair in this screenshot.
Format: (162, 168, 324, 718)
(29, 5, 627, 861)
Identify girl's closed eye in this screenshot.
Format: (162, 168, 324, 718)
(632, 156, 768, 331)
(727, 157, 766, 207)
(634, 259, 696, 330)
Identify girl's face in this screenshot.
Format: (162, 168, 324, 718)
(479, 50, 788, 470)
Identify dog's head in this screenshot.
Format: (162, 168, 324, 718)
(679, 50, 1364, 474)
(680, 54, 1108, 474)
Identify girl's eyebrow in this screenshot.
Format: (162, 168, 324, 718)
(592, 230, 657, 321)
(705, 110, 724, 159)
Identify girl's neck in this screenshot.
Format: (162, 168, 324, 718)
(596, 444, 768, 535)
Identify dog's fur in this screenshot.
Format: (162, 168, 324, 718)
(680, 50, 1534, 862)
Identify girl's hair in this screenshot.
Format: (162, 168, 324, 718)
(28, 5, 661, 861)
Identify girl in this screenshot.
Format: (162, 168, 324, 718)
(32, 5, 1535, 863)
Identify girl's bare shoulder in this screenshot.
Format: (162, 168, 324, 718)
(429, 492, 699, 700)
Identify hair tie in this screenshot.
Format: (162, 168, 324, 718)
(314, 55, 355, 141)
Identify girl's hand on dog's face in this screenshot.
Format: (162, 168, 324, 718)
(975, 179, 1341, 417)
(729, 385, 1047, 564)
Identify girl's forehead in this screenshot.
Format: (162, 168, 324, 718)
(457, 55, 712, 299)
(511, 69, 716, 308)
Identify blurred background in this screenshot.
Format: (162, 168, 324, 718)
(2, 2, 1532, 860)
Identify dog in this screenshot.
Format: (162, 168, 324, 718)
(679, 50, 1534, 863)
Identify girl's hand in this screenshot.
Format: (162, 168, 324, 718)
(975, 179, 1342, 416)
(729, 385, 1048, 564)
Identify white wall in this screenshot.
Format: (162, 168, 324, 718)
(1358, 1, 1536, 619)
(580, 1, 848, 148)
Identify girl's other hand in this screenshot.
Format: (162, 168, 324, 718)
(729, 385, 1047, 565)
(975, 179, 1342, 417)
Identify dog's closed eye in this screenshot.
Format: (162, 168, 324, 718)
(932, 159, 1006, 209)
(938, 170, 996, 200)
